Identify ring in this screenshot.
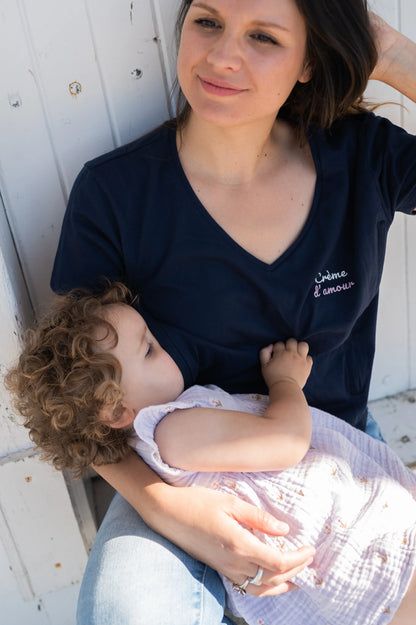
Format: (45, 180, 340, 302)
(232, 567, 264, 596)
(248, 566, 264, 586)
(232, 577, 250, 596)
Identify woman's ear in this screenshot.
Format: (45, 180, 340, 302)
(299, 61, 313, 84)
(100, 402, 136, 429)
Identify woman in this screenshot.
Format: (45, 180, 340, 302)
(51, 1, 416, 623)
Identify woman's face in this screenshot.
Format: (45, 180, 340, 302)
(177, 0, 310, 128)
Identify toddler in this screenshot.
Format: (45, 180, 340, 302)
(5, 283, 416, 625)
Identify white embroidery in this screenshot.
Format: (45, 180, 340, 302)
(313, 269, 356, 298)
(315, 269, 348, 284)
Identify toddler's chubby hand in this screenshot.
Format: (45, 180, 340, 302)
(260, 339, 313, 390)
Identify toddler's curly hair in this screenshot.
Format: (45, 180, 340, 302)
(5, 282, 135, 477)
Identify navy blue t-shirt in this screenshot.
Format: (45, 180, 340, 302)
(51, 113, 416, 430)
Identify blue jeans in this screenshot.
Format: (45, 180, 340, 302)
(365, 410, 386, 442)
(76, 492, 234, 625)
(77, 412, 384, 624)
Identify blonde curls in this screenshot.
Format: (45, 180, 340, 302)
(5, 283, 135, 477)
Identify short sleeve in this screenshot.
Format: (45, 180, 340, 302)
(366, 115, 416, 218)
(130, 390, 207, 487)
(51, 166, 126, 293)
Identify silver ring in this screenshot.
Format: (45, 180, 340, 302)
(232, 566, 264, 596)
(232, 576, 250, 596)
(248, 566, 264, 586)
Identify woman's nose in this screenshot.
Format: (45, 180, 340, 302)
(206, 31, 243, 71)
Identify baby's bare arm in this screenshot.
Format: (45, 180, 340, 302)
(155, 340, 313, 472)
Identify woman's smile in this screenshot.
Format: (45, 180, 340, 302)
(198, 75, 248, 96)
(177, 0, 311, 128)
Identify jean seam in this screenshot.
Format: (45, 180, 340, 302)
(198, 564, 208, 625)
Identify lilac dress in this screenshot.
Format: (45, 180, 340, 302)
(130, 385, 416, 625)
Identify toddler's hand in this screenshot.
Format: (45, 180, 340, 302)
(260, 339, 312, 390)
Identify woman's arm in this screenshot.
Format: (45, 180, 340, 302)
(155, 339, 313, 472)
(94, 450, 315, 596)
(370, 13, 416, 103)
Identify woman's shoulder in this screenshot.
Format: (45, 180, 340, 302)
(314, 110, 414, 147)
(309, 111, 416, 175)
(83, 120, 177, 173)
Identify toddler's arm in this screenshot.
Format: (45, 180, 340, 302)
(155, 339, 313, 472)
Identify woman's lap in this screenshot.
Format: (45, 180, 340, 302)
(78, 413, 384, 624)
(76, 493, 233, 625)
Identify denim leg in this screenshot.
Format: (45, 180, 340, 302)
(76, 493, 232, 625)
(365, 409, 386, 442)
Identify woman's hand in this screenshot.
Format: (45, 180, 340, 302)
(369, 12, 416, 102)
(96, 452, 315, 597)
(151, 484, 315, 597)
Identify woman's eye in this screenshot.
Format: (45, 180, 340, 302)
(251, 33, 278, 45)
(194, 18, 221, 30)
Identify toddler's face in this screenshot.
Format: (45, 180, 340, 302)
(99, 304, 184, 422)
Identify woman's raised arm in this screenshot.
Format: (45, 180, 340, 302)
(370, 13, 416, 103)
(93, 451, 315, 597)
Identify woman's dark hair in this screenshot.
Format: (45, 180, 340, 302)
(173, 0, 378, 138)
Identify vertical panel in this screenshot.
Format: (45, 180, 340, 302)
(401, 0, 416, 134)
(0, 530, 80, 624)
(0, 0, 68, 313)
(152, 0, 182, 105)
(367, 0, 415, 399)
(407, 218, 416, 389)
(0, 456, 87, 598)
(0, 196, 34, 458)
(0, 535, 49, 625)
(86, 0, 171, 146)
(20, 0, 116, 190)
(0, 0, 114, 313)
(402, 0, 416, 390)
(370, 216, 410, 398)
(0, 0, 175, 314)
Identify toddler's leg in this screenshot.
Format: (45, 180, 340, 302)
(389, 568, 416, 624)
(76, 493, 233, 625)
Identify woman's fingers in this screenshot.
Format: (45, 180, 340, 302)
(158, 487, 315, 596)
(223, 497, 315, 590)
(244, 556, 314, 596)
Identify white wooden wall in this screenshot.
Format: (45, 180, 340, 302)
(365, 0, 416, 396)
(0, 0, 414, 622)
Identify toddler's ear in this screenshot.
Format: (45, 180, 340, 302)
(100, 403, 136, 429)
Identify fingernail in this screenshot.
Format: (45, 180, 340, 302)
(273, 521, 289, 532)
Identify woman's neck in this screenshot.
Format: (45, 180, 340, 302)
(177, 113, 290, 187)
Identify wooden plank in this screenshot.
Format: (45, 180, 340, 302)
(20, 0, 116, 190)
(152, 0, 181, 102)
(86, 0, 171, 145)
(0, 535, 49, 624)
(0, 455, 87, 598)
(367, 0, 415, 399)
(0, 0, 176, 313)
(0, 0, 114, 312)
(0, 208, 34, 457)
(0, 530, 80, 624)
(0, 1, 68, 312)
(370, 216, 410, 399)
(401, 0, 416, 391)
(407, 219, 416, 390)
(372, 389, 416, 468)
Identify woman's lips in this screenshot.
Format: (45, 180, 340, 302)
(199, 76, 246, 96)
